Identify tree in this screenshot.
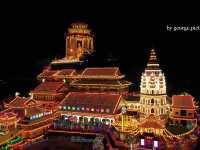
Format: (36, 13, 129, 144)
(126, 135, 136, 150)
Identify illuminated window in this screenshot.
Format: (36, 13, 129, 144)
(101, 109, 104, 113)
(67, 106, 71, 110)
(91, 108, 94, 112)
(63, 106, 66, 110)
(141, 139, 145, 146)
(153, 141, 158, 148)
(72, 107, 75, 110)
(81, 107, 85, 111)
(96, 108, 99, 112)
(106, 108, 110, 113)
(86, 108, 90, 111)
(77, 107, 80, 111)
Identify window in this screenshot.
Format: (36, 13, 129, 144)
(67, 106, 71, 110)
(76, 107, 80, 111)
(175, 112, 179, 115)
(63, 106, 66, 110)
(86, 108, 90, 111)
(81, 107, 85, 111)
(91, 108, 94, 112)
(151, 99, 154, 105)
(101, 109, 104, 113)
(188, 113, 192, 116)
(106, 108, 110, 113)
(180, 110, 187, 116)
(72, 107, 75, 110)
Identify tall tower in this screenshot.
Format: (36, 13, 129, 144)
(140, 49, 168, 116)
(65, 22, 94, 61)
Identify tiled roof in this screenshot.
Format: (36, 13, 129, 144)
(60, 92, 122, 114)
(71, 79, 131, 86)
(81, 67, 119, 76)
(0, 112, 17, 119)
(32, 82, 65, 93)
(172, 95, 194, 109)
(8, 96, 29, 108)
(39, 70, 57, 77)
(7, 97, 38, 108)
(57, 69, 76, 76)
(139, 114, 165, 129)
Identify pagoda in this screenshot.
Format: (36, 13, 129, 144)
(51, 22, 94, 68)
(139, 49, 169, 116)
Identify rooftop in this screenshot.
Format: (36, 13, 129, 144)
(0, 112, 17, 119)
(60, 92, 122, 114)
(56, 69, 77, 76)
(81, 67, 119, 76)
(172, 95, 195, 109)
(32, 82, 66, 93)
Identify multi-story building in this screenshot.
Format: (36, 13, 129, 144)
(139, 49, 169, 116)
(170, 93, 197, 127)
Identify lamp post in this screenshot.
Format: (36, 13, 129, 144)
(121, 106, 127, 132)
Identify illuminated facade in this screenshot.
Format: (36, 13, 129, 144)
(170, 93, 197, 127)
(59, 92, 124, 124)
(140, 49, 168, 116)
(66, 22, 94, 61)
(37, 67, 131, 94)
(0, 112, 18, 131)
(51, 22, 94, 64)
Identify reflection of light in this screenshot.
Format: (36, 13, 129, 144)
(154, 140, 158, 148)
(141, 139, 145, 146)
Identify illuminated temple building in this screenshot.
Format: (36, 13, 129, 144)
(51, 22, 94, 65)
(170, 93, 197, 127)
(139, 49, 169, 116)
(0, 112, 18, 132)
(3, 96, 59, 140)
(37, 67, 131, 94)
(59, 92, 124, 124)
(31, 82, 68, 103)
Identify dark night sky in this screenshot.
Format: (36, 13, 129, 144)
(0, 3, 199, 99)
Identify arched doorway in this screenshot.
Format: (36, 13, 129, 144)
(151, 108, 154, 113)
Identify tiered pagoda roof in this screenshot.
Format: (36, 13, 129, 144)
(146, 49, 160, 70)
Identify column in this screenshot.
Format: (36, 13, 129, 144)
(91, 38, 94, 50)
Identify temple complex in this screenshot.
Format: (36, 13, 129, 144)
(0, 22, 199, 149)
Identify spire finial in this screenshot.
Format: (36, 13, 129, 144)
(149, 49, 157, 62)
